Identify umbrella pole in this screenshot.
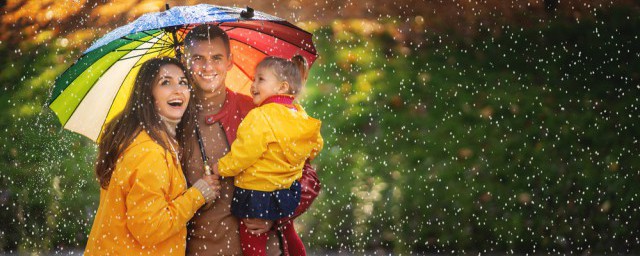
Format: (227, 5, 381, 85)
(195, 122, 215, 209)
(159, 8, 213, 212)
(165, 4, 183, 61)
(170, 29, 182, 61)
(195, 122, 212, 175)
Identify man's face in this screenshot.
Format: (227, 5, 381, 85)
(184, 38, 232, 96)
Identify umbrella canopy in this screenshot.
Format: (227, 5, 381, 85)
(48, 4, 318, 141)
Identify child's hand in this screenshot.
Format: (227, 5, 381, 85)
(212, 163, 220, 176)
(243, 218, 273, 235)
(202, 174, 221, 195)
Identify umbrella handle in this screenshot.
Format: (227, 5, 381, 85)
(204, 164, 212, 175)
(201, 163, 215, 211)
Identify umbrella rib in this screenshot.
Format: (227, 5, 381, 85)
(95, 46, 174, 137)
(123, 32, 171, 46)
(225, 20, 313, 39)
(223, 26, 317, 56)
(161, 45, 176, 56)
(229, 38, 269, 56)
(158, 47, 175, 58)
(63, 45, 150, 130)
(142, 30, 174, 45)
(97, 38, 170, 137)
(119, 48, 170, 61)
(274, 21, 314, 36)
(130, 47, 174, 69)
(51, 32, 163, 107)
(122, 37, 156, 45)
(181, 22, 314, 55)
(114, 46, 171, 52)
(223, 27, 237, 32)
(232, 20, 314, 37)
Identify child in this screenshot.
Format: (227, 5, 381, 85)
(212, 55, 323, 256)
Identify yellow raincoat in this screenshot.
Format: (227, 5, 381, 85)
(218, 102, 323, 192)
(84, 131, 205, 255)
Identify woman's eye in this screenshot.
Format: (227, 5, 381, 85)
(179, 80, 188, 86)
(161, 80, 170, 85)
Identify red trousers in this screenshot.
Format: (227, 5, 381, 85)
(240, 220, 306, 256)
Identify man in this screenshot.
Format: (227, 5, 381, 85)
(178, 24, 320, 255)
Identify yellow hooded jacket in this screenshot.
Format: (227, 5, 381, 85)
(218, 103, 323, 192)
(84, 131, 205, 255)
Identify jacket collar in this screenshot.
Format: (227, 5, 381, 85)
(260, 94, 295, 108)
(204, 88, 233, 125)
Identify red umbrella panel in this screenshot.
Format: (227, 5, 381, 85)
(175, 21, 318, 95)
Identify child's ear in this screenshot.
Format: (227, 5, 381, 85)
(278, 81, 290, 94)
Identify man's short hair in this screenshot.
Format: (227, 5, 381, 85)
(183, 24, 231, 56)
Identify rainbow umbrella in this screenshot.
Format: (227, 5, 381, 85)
(48, 4, 317, 141)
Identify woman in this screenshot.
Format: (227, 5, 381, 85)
(84, 57, 220, 255)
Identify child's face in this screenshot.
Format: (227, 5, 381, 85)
(251, 67, 287, 105)
(152, 64, 190, 120)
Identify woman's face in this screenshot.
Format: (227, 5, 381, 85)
(152, 64, 190, 120)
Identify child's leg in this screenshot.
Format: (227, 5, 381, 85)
(280, 220, 306, 256)
(240, 219, 269, 256)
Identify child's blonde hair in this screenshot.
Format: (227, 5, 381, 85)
(256, 55, 309, 95)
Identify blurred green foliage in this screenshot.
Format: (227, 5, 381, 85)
(301, 7, 639, 254)
(1, 6, 639, 254)
(0, 41, 99, 252)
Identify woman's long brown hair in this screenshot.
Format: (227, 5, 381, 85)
(176, 78, 200, 172)
(95, 57, 194, 189)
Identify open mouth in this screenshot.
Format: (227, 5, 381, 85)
(167, 99, 184, 107)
